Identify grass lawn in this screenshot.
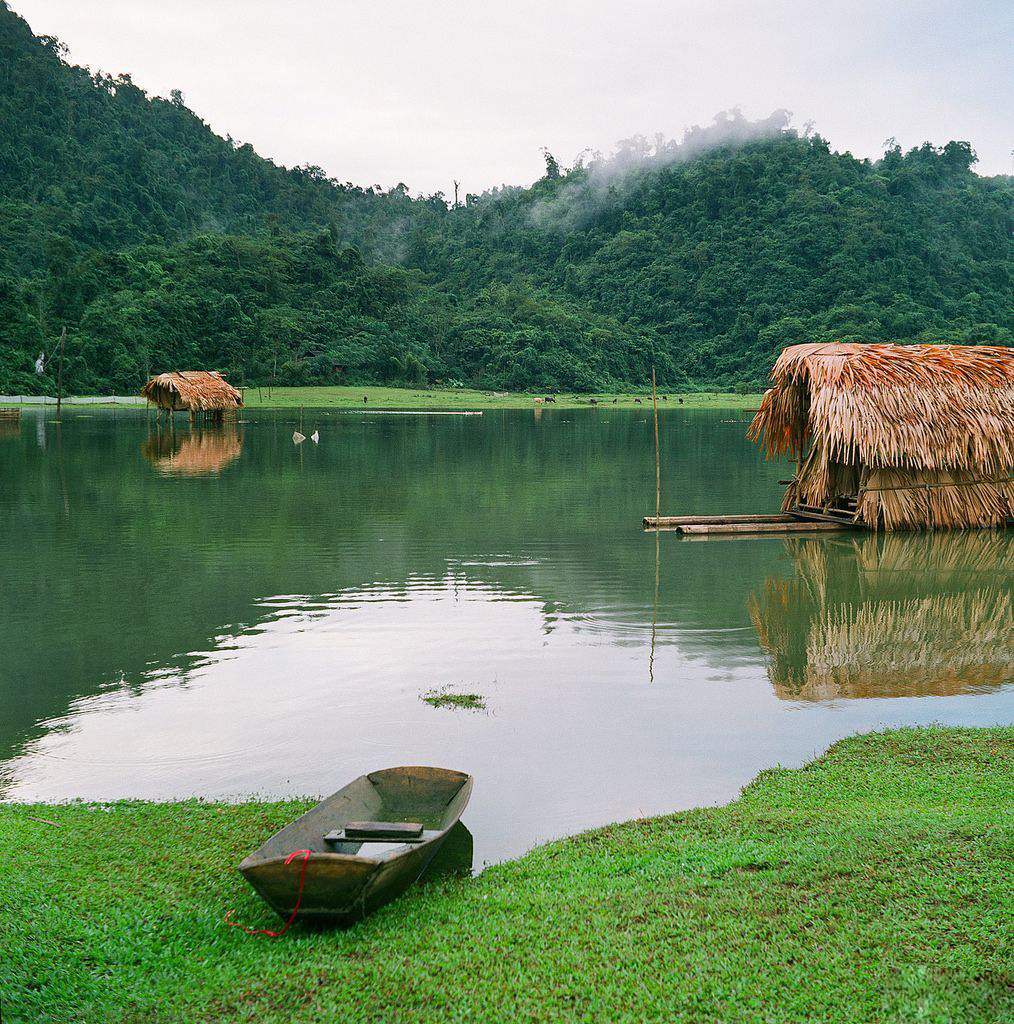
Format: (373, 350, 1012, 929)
(235, 385, 765, 411)
(1, 387, 763, 412)
(2, 726, 1011, 1023)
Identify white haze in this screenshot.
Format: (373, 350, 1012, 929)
(526, 108, 793, 230)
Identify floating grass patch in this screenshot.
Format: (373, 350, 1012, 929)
(420, 686, 487, 711)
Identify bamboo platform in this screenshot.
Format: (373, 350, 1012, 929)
(643, 512, 856, 535)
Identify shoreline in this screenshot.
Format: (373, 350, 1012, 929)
(1, 385, 765, 412)
(2, 726, 1010, 1022)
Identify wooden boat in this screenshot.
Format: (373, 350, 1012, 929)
(239, 766, 473, 926)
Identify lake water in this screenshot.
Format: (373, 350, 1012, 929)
(1, 407, 1011, 866)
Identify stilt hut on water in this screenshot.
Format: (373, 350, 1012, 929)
(748, 343, 1013, 530)
(141, 371, 242, 423)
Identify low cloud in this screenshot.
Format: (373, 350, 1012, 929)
(528, 108, 794, 232)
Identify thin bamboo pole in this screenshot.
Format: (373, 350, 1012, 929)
(652, 367, 660, 521)
(678, 521, 852, 535)
(644, 514, 795, 527)
(649, 526, 659, 684)
(55, 327, 66, 419)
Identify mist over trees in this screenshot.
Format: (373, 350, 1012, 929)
(1, 1, 1010, 395)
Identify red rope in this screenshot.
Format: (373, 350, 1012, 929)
(225, 849, 312, 938)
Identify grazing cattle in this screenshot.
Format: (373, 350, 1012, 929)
(678, 397, 684, 405)
(634, 398, 643, 404)
(612, 398, 618, 404)
(363, 395, 368, 404)
(589, 398, 597, 405)
(534, 397, 545, 405)
(544, 396, 556, 403)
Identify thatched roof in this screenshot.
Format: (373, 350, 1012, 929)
(749, 343, 1013, 470)
(141, 371, 242, 412)
(748, 343, 1013, 528)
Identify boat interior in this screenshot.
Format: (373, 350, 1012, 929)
(248, 766, 473, 862)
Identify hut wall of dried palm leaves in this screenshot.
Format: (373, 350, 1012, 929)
(140, 371, 242, 415)
(748, 343, 1013, 529)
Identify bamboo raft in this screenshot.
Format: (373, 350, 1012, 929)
(643, 513, 856, 535)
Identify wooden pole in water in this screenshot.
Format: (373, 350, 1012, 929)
(649, 526, 659, 684)
(651, 366, 660, 521)
(649, 365, 661, 680)
(55, 327, 66, 419)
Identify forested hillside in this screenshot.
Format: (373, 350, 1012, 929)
(1, 1, 1010, 395)
(423, 130, 1013, 384)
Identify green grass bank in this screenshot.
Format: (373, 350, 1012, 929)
(2, 727, 1011, 1023)
(233, 386, 764, 411)
(1, 387, 764, 412)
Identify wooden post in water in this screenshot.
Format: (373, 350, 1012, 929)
(651, 366, 660, 521)
(649, 526, 659, 684)
(649, 366, 661, 680)
(55, 327, 66, 419)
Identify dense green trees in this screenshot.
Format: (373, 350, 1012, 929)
(16, 231, 664, 394)
(0, 1, 1010, 395)
(420, 129, 1011, 384)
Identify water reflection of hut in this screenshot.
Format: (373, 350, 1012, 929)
(142, 425, 243, 477)
(749, 533, 1013, 700)
(141, 371, 242, 423)
(748, 344, 1013, 529)
(0, 409, 21, 438)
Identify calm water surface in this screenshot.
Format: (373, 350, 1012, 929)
(1, 407, 1011, 865)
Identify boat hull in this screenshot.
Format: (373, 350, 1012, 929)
(238, 766, 473, 927)
(241, 832, 451, 925)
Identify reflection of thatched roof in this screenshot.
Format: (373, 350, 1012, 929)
(142, 427, 243, 477)
(747, 343, 1013, 529)
(750, 533, 1013, 700)
(141, 372, 242, 412)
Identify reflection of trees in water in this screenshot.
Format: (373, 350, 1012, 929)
(750, 533, 1013, 701)
(1, 409, 786, 761)
(142, 423, 243, 477)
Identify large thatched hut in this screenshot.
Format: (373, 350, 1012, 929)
(141, 371, 242, 422)
(748, 343, 1013, 530)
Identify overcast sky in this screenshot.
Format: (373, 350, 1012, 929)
(13, 0, 1013, 194)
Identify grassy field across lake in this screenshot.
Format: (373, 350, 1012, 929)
(236, 385, 766, 410)
(2, 727, 1011, 1023)
(0, 387, 764, 412)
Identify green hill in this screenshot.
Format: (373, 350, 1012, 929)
(428, 129, 1012, 384)
(0, 1, 1010, 394)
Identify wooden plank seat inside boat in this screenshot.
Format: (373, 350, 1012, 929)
(325, 820, 425, 843)
(238, 766, 472, 926)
